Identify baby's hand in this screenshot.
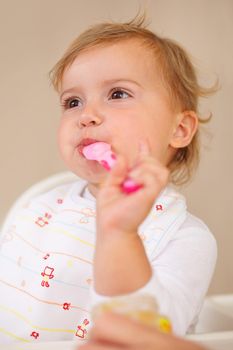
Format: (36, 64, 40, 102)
(79, 312, 205, 350)
(96, 141, 169, 237)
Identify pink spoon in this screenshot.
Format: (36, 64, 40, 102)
(82, 142, 142, 194)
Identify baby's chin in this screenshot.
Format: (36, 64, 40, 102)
(75, 163, 108, 183)
(83, 173, 108, 198)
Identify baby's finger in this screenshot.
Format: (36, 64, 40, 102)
(132, 139, 154, 167)
(130, 161, 170, 185)
(137, 139, 151, 160)
(104, 154, 128, 187)
(129, 166, 169, 198)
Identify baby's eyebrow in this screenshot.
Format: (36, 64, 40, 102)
(101, 78, 142, 87)
(60, 88, 77, 101)
(60, 79, 141, 100)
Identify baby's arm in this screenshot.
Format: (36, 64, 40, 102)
(94, 222, 152, 295)
(94, 147, 169, 295)
(92, 223, 217, 335)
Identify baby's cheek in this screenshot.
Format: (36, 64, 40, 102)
(117, 139, 138, 161)
(57, 124, 68, 152)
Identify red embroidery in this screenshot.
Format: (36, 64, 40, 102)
(76, 319, 89, 338)
(41, 266, 54, 287)
(57, 198, 63, 204)
(30, 331, 39, 339)
(155, 204, 163, 211)
(35, 213, 52, 227)
(43, 253, 50, 260)
(63, 302, 71, 310)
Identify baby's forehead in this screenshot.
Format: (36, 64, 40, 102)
(66, 38, 162, 79)
(62, 39, 163, 89)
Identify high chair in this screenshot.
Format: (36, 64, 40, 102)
(1, 171, 77, 234)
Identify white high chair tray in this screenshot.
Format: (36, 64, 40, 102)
(187, 331, 233, 350)
(187, 294, 233, 350)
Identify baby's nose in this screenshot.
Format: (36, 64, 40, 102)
(78, 112, 103, 128)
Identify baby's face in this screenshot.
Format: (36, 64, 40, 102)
(58, 39, 179, 186)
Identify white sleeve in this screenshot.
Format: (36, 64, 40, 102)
(90, 226, 217, 336)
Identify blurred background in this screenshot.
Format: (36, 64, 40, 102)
(0, 0, 232, 294)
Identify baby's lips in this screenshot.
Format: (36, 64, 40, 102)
(78, 138, 98, 156)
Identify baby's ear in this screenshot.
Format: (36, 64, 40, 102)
(170, 110, 198, 148)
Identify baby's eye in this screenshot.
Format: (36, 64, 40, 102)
(110, 89, 131, 99)
(61, 97, 81, 109)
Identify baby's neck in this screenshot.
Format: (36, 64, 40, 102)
(87, 183, 99, 198)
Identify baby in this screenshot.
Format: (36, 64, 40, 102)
(0, 16, 217, 344)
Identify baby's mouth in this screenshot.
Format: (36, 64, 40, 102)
(82, 141, 116, 171)
(77, 138, 100, 156)
(81, 141, 143, 194)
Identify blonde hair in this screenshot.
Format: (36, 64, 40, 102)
(50, 15, 218, 185)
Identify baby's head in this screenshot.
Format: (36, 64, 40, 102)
(50, 15, 216, 186)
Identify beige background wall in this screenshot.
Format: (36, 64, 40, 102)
(0, 0, 232, 294)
